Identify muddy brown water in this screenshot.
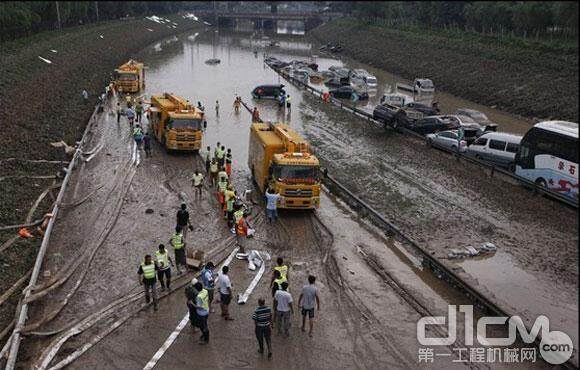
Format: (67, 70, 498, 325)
(14, 27, 575, 369)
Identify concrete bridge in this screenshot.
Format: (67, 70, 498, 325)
(194, 10, 343, 30)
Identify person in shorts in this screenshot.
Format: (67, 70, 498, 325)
(298, 275, 320, 337)
(192, 170, 204, 199)
(218, 265, 234, 321)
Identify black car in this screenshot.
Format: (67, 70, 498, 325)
(252, 84, 285, 99)
(329, 86, 369, 100)
(405, 116, 460, 135)
(373, 104, 410, 127)
(324, 77, 350, 88)
(403, 102, 440, 116)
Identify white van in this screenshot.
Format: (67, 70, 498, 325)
(466, 132, 522, 171)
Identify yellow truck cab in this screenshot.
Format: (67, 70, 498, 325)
(113, 60, 145, 93)
(248, 122, 321, 209)
(148, 93, 204, 152)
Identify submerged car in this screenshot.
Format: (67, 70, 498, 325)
(426, 130, 468, 153)
(252, 84, 286, 99)
(329, 86, 369, 100)
(404, 115, 460, 135)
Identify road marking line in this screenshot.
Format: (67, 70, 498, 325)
(237, 258, 265, 305)
(142, 313, 189, 370)
(142, 247, 239, 369)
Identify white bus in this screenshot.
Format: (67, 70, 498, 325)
(515, 121, 578, 201)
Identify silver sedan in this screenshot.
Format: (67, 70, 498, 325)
(426, 130, 467, 153)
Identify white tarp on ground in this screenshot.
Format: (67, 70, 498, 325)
(237, 250, 271, 305)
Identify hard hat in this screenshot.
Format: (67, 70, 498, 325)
(191, 278, 198, 285)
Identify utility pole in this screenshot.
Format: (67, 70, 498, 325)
(95, 1, 99, 22)
(55, 1, 62, 30)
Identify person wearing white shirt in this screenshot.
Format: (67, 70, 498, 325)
(273, 281, 293, 337)
(218, 265, 234, 321)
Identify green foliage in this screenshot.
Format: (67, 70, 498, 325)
(0, 1, 207, 42)
(347, 1, 578, 39)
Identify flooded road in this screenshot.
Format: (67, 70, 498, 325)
(139, 28, 578, 363)
(17, 27, 575, 369)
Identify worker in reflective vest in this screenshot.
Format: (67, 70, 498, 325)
(217, 177, 228, 205)
(234, 205, 247, 253)
(272, 257, 289, 283)
(138, 254, 159, 311)
(225, 149, 233, 177)
(194, 282, 210, 344)
(270, 269, 287, 297)
(216, 145, 226, 167)
(170, 226, 186, 274)
(155, 244, 173, 291)
(285, 94, 292, 109)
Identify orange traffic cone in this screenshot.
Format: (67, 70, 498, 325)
(19, 228, 34, 239)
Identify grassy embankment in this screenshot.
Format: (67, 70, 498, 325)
(311, 18, 578, 122)
(0, 14, 202, 341)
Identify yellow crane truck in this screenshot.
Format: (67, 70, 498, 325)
(113, 60, 145, 93)
(148, 93, 204, 152)
(248, 122, 321, 209)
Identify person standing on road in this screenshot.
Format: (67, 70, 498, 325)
(265, 188, 281, 224)
(185, 278, 199, 331)
(138, 254, 159, 311)
(82, 89, 89, 104)
(273, 281, 293, 337)
(126, 106, 135, 128)
(216, 145, 226, 168)
(285, 94, 291, 110)
(218, 265, 234, 321)
(270, 269, 287, 297)
(225, 149, 233, 178)
(116, 102, 123, 124)
(271, 257, 289, 284)
(200, 262, 218, 313)
(233, 97, 241, 113)
(215, 100, 220, 116)
(224, 185, 236, 225)
(205, 146, 212, 175)
(155, 244, 173, 291)
(298, 275, 320, 337)
(176, 203, 192, 240)
(209, 158, 219, 187)
(170, 226, 186, 274)
(135, 100, 144, 123)
(133, 124, 144, 149)
(192, 170, 204, 199)
(252, 297, 273, 359)
(193, 281, 210, 344)
(233, 203, 247, 253)
(143, 132, 152, 158)
(252, 107, 260, 122)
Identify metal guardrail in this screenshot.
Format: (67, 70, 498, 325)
(266, 63, 579, 209)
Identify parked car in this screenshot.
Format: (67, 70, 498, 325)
(446, 115, 485, 144)
(349, 69, 378, 88)
(252, 84, 286, 99)
(373, 104, 423, 128)
(330, 67, 350, 80)
(329, 86, 369, 100)
(325, 77, 349, 88)
(426, 130, 468, 153)
(380, 93, 413, 107)
(396, 78, 435, 95)
(455, 108, 494, 126)
(404, 116, 460, 135)
(320, 70, 336, 80)
(404, 102, 440, 116)
(291, 68, 310, 80)
(466, 132, 522, 171)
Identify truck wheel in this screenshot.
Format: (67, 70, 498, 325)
(507, 162, 516, 173)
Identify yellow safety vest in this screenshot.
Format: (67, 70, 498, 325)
(274, 276, 287, 289)
(198, 288, 209, 311)
(218, 181, 227, 192)
(155, 250, 169, 269)
(171, 232, 184, 250)
(192, 173, 204, 186)
(210, 162, 218, 173)
(226, 197, 235, 212)
(218, 171, 228, 182)
(274, 265, 288, 280)
(216, 148, 225, 159)
(141, 262, 156, 279)
(234, 209, 244, 223)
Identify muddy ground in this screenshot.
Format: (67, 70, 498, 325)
(0, 14, 203, 347)
(309, 19, 579, 122)
(12, 97, 541, 369)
